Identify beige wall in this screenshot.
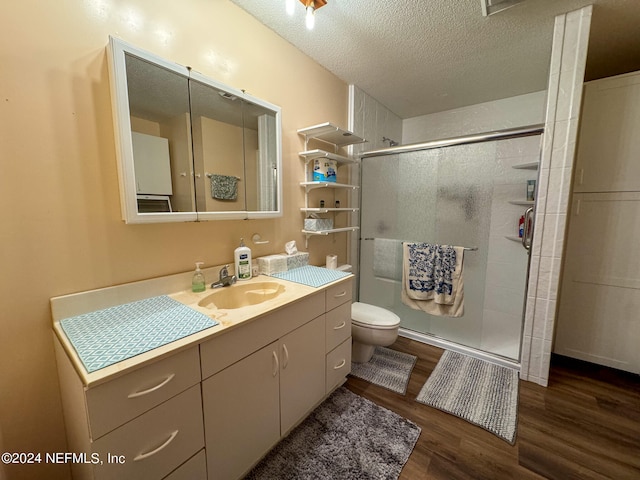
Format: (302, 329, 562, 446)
(0, 1, 349, 479)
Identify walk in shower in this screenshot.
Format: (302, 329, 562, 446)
(358, 127, 543, 364)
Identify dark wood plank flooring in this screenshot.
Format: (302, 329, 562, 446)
(345, 336, 640, 480)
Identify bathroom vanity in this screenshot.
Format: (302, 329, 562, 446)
(52, 269, 352, 480)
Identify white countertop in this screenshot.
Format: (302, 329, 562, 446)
(51, 268, 352, 387)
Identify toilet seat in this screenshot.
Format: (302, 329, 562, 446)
(351, 302, 400, 330)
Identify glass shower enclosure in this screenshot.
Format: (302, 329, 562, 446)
(358, 130, 542, 361)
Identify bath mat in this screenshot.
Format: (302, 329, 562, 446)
(350, 347, 418, 395)
(416, 350, 519, 444)
(245, 387, 420, 480)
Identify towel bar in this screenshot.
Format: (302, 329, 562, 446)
(362, 238, 478, 251)
(205, 173, 241, 180)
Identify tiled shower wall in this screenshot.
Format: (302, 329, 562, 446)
(520, 6, 593, 386)
(348, 85, 403, 279)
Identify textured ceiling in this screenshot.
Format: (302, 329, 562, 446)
(230, 0, 640, 118)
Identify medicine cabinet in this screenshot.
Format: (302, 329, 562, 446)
(107, 36, 282, 223)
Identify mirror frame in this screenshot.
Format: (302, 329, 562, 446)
(107, 36, 282, 223)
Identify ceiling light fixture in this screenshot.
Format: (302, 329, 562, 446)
(286, 0, 295, 16)
(299, 0, 326, 30)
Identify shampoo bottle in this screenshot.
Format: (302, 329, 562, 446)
(192, 262, 206, 292)
(234, 238, 252, 280)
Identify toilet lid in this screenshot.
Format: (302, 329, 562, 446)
(351, 302, 400, 329)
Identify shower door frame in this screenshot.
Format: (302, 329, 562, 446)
(355, 124, 544, 369)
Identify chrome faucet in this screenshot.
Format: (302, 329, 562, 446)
(211, 264, 237, 288)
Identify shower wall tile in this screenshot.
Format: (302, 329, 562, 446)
(520, 334, 531, 373)
(546, 168, 572, 214)
(520, 5, 592, 385)
(496, 136, 543, 159)
(348, 85, 403, 284)
(402, 91, 546, 144)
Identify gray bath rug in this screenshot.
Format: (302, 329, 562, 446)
(245, 387, 421, 480)
(350, 347, 418, 395)
(416, 350, 519, 444)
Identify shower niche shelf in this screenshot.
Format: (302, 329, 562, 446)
(508, 200, 535, 206)
(512, 161, 539, 170)
(298, 123, 365, 246)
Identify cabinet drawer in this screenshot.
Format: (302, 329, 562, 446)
(326, 338, 351, 394)
(325, 302, 351, 353)
(163, 450, 206, 480)
(325, 279, 352, 311)
(92, 385, 204, 480)
(86, 347, 201, 440)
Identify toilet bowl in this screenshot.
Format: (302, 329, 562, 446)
(351, 302, 400, 363)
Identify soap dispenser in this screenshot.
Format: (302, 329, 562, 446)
(192, 262, 206, 293)
(234, 238, 252, 281)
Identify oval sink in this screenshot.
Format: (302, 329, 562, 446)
(197, 281, 286, 310)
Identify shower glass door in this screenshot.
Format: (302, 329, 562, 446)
(359, 136, 540, 360)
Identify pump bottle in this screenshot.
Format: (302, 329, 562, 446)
(234, 238, 252, 280)
(192, 262, 206, 292)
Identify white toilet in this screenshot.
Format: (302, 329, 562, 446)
(351, 302, 401, 363)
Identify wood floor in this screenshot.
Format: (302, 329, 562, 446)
(345, 336, 640, 480)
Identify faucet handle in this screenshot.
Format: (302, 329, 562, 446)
(219, 264, 229, 279)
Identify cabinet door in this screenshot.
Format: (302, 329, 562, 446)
(132, 132, 173, 195)
(555, 192, 640, 374)
(202, 341, 280, 480)
(574, 73, 640, 193)
(279, 315, 326, 435)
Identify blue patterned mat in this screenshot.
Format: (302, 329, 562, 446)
(272, 265, 350, 288)
(60, 296, 217, 373)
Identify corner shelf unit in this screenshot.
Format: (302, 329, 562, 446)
(506, 161, 539, 244)
(298, 124, 365, 246)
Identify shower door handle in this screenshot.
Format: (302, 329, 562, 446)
(522, 207, 534, 253)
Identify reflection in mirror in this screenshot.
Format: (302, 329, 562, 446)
(125, 53, 195, 214)
(243, 98, 279, 212)
(189, 77, 246, 213)
(108, 36, 282, 223)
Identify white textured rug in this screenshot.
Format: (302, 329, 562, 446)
(350, 347, 418, 395)
(416, 350, 519, 444)
(245, 387, 421, 479)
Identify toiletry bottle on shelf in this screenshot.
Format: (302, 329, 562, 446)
(518, 215, 525, 238)
(192, 262, 206, 292)
(234, 238, 252, 280)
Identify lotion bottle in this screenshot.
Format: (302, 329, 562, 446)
(234, 238, 252, 280)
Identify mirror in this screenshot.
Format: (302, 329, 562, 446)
(107, 36, 282, 223)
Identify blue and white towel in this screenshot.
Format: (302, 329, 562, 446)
(401, 242, 465, 317)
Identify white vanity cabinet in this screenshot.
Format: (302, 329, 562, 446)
(53, 273, 352, 480)
(200, 278, 352, 480)
(53, 342, 205, 480)
(324, 281, 352, 393)
(200, 291, 327, 480)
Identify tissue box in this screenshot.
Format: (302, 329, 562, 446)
(304, 218, 334, 231)
(257, 254, 288, 276)
(285, 252, 309, 270)
(312, 159, 337, 183)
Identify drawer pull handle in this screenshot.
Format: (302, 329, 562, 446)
(128, 374, 175, 399)
(334, 291, 347, 298)
(334, 359, 346, 370)
(272, 350, 279, 377)
(282, 344, 289, 369)
(134, 430, 179, 461)
(333, 321, 346, 330)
